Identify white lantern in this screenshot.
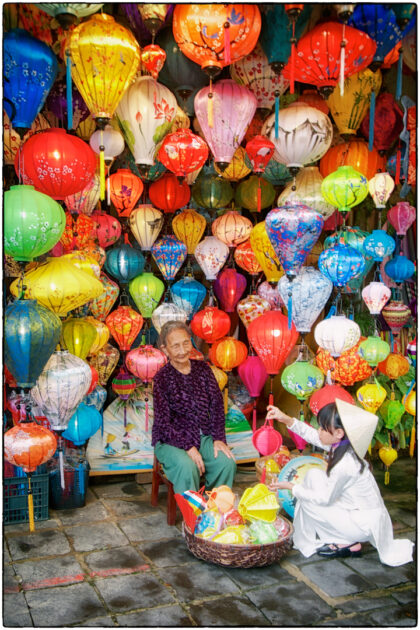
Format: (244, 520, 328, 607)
(277, 167, 336, 219)
(212, 211, 253, 247)
(129, 204, 164, 251)
(314, 315, 361, 358)
(194, 236, 229, 281)
(262, 102, 333, 173)
(37, 3, 103, 21)
(362, 281, 391, 315)
(151, 302, 188, 334)
(116, 76, 177, 167)
(237, 295, 271, 329)
(368, 172, 395, 209)
(89, 124, 125, 162)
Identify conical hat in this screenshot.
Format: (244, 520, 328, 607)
(336, 398, 378, 458)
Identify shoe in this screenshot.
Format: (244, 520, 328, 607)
(316, 543, 362, 558)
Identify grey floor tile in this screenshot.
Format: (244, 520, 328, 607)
(222, 561, 291, 590)
(368, 604, 417, 626)
(94, 572, 175, 612)
(343, 555, 416, 589)
(25, 582, 106, 627)
(64, 522, 129, 552)
(90, 481, 144, 499)
(6, 530, 71, 561)
(299, 559, 371, 597)
(4, 563, 20, 592)
(101, 497, 155, 518)
(3, 592, 33, 627)
(338, 595, 400, 614)
(318, 615, 374, 626)
(116, 605, 192, 627)
(54, 501, 110, 525)
(118, 513, 182, 542)
(391, 588, 417, 605)
(138, 539, 193, 567)
(189, 595, 271, 626)
(4, 545, 11, 563)
(80, 615, 116, 626)
(84, 546, 148, 574)
(158, 562, 240, 602)
(14, 555, 85, 590)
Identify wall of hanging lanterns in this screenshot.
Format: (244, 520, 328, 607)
(3, 2, 417, 518)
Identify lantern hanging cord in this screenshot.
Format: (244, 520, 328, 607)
(66, 49, 73, 130)
(208, 79, 214, 128)
(339, 24, 347, 97)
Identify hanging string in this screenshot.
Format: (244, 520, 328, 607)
(99, 129, 106, 200)
(223, 19, 231, 65)
(145, 389, 149, 432)
(208, 79, 214, 128)
(395, 142, 401, 185)
(66, 50, 73, 130)
(257, 177, 262, 214)
(274, 89, 280, 139)
(290, 21, 296, 94)
(268, 376, 274, 407)
(395, 47, 403, 102)
(368, 89, 376, 152)
(339, 24, 346, 96)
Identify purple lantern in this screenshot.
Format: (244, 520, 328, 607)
(45, 78, 90, 130)
(120, 4, 174, 45)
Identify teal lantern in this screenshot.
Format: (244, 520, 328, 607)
(104, 243, 145, 284)
(62, 402, 102, 446)
(192, 175, 233, 211)
(363, 230, 396, 262)
(129, 272, 165, 318)
(259, 5, 312, 73)
(384, 254, 415, 285)
(262, 158, 293, 186)
(281, 361, 324, 402)
(5, 185, 66, 262)
(321, 166, 368, 215)
(171, 276, 207, 320)
(5, 299, 62, 389)
(324, 226, 374, 294)
(358, 336, 390, 367)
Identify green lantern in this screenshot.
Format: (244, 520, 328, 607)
(129, 272, 165, 318)
(5, 185, 66, 262)
(321, 166, 368, 214)
(261, 158, 293, 186)
(358, 336, 390, 367)
(192, 174, 233, 211)
(380, 398, 406, 430)
(281, 361, 324, 402)
(61, 318, 97, 360)
(235, 175, 276, 213)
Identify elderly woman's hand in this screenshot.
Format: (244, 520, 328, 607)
(187, 446, 205, 475)
(213, 440, 236, 461)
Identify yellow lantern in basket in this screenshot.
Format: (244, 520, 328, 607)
(212, 525, 248, 545)
(172, 209, 206, 255)
(61, 317, 97, 360)
(84, 316, 110, 355)
(356, 382, 387, 414)
(238, 484, 279, 523)
(249, 221, 283, 283)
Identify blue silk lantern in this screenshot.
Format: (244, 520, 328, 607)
(171, 277, 207, 320)
(5, 299, 62, 389)
(151, 236, 187, 283)
(363, 230, 396, 262)
(277, 267, 333, 334)
(62, 402, 102, 446)
(261, 158, 293, 186)
(84, 384, 107, 411)
(318, 244, 366, 287)
(259, 5, 312, 71)
(384, 254, 415, 284)
(104, 244, 145, 284)
(4, 29, 58, 137)
(349, 5, 406, 68)
(324, 226, 374, 294)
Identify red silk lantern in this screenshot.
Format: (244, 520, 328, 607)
(126, 345, 167, 431)
(105, 306, 144, 352)
(108, 169, 144, 218)
(190, 347, 204, 361)
(245, 135, 275, 174)
(92, 212, 122, 249)
(234, 239, 263, 276)
(141, 44, 167, 79)
(309, 384, 354, 416)
(60, 213, 96, 253)
(209, 337, 248, 371)
(87, 365, 99, 394)
(237, 355, 268, 432)
(378, 352, 410, 379)
(191, 306, 231, 343)
(316, 339, 372, 387)
(360, 93, 404, 152)
(15, 128, 96, 200)
(148, 173, 191, 213)
(214, 268, 247, 313)
(320, 140, 386, 181)
(158, 129, 209, 178)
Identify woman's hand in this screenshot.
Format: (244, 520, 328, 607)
(268, 480, 294, 491)
(266, 405, 294, 427)
(213, 440, 236, 461)
(187, 446, 205, 475)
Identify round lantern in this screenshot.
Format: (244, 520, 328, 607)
(84, 316, 110, 355)
(192, 174, 233, 210)
(93, 212, 122, 249)
(357, 382, 387, 414)
(111, 367, 136, 401)
(238, 354, 268, 432)
(194, 236, 229, 280)
(61, 318, 97, 360)
(320, 139, 386, 181)
(378, 353, 410, 380)
(387, 202, 416, 237)
(5, 299, 62, 390)
(235, 176, 276, 214)
(318, 244, 365, 287)
(158, 129, 208, 178)
(104, 244, 145, 284)
(263, 102, 333, 173)
(234, 240, 262, 276)
(248, 311, 298, 376)
(4, 28, 58, 136)
(191, 307, 231, 344)
(403, 390, 416, 416)
(107, 169, 144, 219)
(214, 147, 251, 181)
(89, 343, 120, 386)
(172, 209, 206, 256)
(64, 175, 101, 217)
(4, 421, 57, 472)
(277, 167, 335, 220)
(358, 336, 390, 367)
(316, 339, 372, 386)
(128, 272, 165, 319)
(309, 384, 354, 416)
(237, 295, 271, 329)
(315, 316, 361, 358)
(89, 125, 125, 162)
(62, 403, 102, 446)
(10, 257, 103, 317)
(245, 135, 275, 174)
(208, 337, 248, 372)
(173, 4, 261, 77)
(363, 230, 395, 262)
(151, 302, 188, 335)
(214, 269, 247, 313)
(259, 4, 312, 73)
(116, 76, 176, 168)
(5, 185, 66, 262)
(149, 173, 191, 214)
(258, 282, 283, 310)
(105, 306, 144, 352)
(278, 267, 333, 334)
(212, 211, 253, 247)
(171, 277, 207, 320)
(281, 361, 324, 401)
(151, 236, 187, 282)
(349, 5, 405, 69)
(321, 166, 368, 214)
(249, 222, 283, 283)
(382, 301, 412, 335)
(15, 128, 97, 200)
(129, 205, 164, 251)
(362, 282, 391, 315)
(368, 172, 395, 209)
(89, 273, 120, 321)
(384, 255, 415, 285)
(126, 345, 167, 430)
(61, 251, 100, 280)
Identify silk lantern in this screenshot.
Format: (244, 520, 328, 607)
(235, 176, 276, 214)
(382, 301, 412, 336)
(192, 174, 233, 210)
(209, 365, 228, 393)
(358, 336, 391, 367)
(245, 136, 275, 174)
(61, 251, 100, 280)
(212, 211, 253, 248)
(379, 445, 398, 485)
(93, 212, 122, 249)
(281, 361, 324, 402)
(62, 402, 102, 446)
(209, 338, 248, 386)
(362, 282, 391, 315)
(104, 244, 145, 284)
(158, 129, 208, 178)
(318, 244, 365, 287)
(368, 172, 395, 209)
(213, 147, 251, 181)
(262, 158, 293, 186)
(61, 318, 97, 360)
(315, 316, 361, 357)
(171, 277, 207, 320)
(214, 269, 247, 313)
(237, 356, 268, 430)
(384, 255, 415, 284)
(387, 202, 416, 237)
(151, 303, 188, 335)
(316, 339, 372, 386)
(357, 381, 387, 414)
(111, 368, 136, 402)
(59, 213, 96, 253)
(64, 175, 101, 217)
(237, 295, 271, 329)
(84, 317, 110, 356)
(249, 222, 283, 283)
(107, 169, 144, 219)
(363, 230, 396, 262)
(194, 236, 229, 281)
(4, 111, 50, 166)
(298, 89, 330, 115)
(360, 92, 403, 152)
(126, 345, 167, 430)
(106, 306, 144, 352)
(5, 185, 66, 262)
(234, 240, 262, 276)
(172, 209, 206, 255)
(89, 343, 120, 386)
(378, 353, 410, 380)
(309, 384, 354, 416)
(320, 139, 386, 181)
(129, 272, 165, 318)
(149, 173, 191, 214)
(277, 167, 336, 220)
(349, 5, 406, 69)
(89, 273, 120, 321)
(5, 300, 62, 390)
(89, 125, 125, 162)
(258, 282, 283, 310)
(323, 226, 373, 294)
(321, 166, 368, 214)
(191, 307, 231, 344)
(129, 205, 164, 251)
(151, 236, 187, 282)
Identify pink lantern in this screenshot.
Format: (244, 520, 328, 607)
(194, 79, 257, 171)
(126, 345, 167, 431)
(92, 212, 122, 249)
(194, 236, 229, 281)
(257, 281, 284, 310)
(214, 268, 247, 313)
(362, 281, 391, 315)
(238, 355, 268, 432)
(387, 202, 416, 237)
(237, 295, 271, 329)
(287, 430, 307, 452)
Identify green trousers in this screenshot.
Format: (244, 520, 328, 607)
(154, 435, 237, 494)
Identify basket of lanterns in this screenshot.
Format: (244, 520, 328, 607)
(179, 484, 294, 568)
(255, 445, 292, 486)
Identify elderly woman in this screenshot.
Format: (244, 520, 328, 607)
(152, 321, 236, 494)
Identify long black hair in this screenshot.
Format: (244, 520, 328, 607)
(318, 403, 365, 476)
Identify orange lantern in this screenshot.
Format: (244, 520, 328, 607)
(234, 239, 263, 276)
(297, 90, 329, 115)
(316, 338, 372, 387)
(209, 337, 248, 371)
(212, 210, 253, 247)
(60, 213, 96, 253)
(319, 140, 386, 181)
(148, 172, 190, 213)
(378, 353, 410, 380)
(191, 306, 231, 344)
(107, 169, 144, 218)
(105, 306, 143, 352)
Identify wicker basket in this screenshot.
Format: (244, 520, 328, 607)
(183, 518, 294, 568)
(255, 452, 292, 485)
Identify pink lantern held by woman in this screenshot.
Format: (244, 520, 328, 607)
(126, 345, 167, 431)
(238, 355, 268, 432)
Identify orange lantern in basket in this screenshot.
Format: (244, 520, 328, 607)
(148, 173, 191, 213)
(316, 339, 372, 387)
(105, 306, 144, 352)
(108, 169, 144, 218)
(234, 240, 263, 276)
(320, 140, 386, 181)
(191, 306, 231, 344)
(378, 353, 410, 380)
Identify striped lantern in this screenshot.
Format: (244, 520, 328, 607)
(382, 301, 412, 336)
(112, 368, 137, 401)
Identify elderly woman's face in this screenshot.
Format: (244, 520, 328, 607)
(163, 329, 192, 367)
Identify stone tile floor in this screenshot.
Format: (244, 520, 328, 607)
(3, 455, 416, 627)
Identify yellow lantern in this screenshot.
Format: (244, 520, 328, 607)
(61, 318, 97, 360)
(84, 316, 110, 355)
(76, 115, 96, 142)
(129, 204, 164, 251)
(277, 166, 336, 219)
(62, 251, 101, 279)
(212, 210, 253, 248)
(356, 382, 387, 414)
(10, 257, 103, 317)
(378, 445, 398, 485)
(214, 147, 251, 181)
(249, 221, 283, 283)
(210, 364, 228, 392)
(89, 343, 120, 386)
(171, 106, 191, 132)
(327, 68, 382, 136)
(172, 209, 206, 255)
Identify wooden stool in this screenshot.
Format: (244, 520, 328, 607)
(150, 455, 177, 526)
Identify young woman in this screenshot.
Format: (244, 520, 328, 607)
(266, 399, 413, 567)
(152, 321, 236, 494)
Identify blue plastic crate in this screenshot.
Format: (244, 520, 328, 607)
(4, 473, 49, 525)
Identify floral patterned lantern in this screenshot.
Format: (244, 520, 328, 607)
(234, 240, 262, 276)
(316, 339, 372, 386)
(172, 209, 206, 255)
(158, 129, 208, 178)
(149, 173, 191, 213)
(4, 111, 50, 166)
(105, 306, 144, 352)
(321, 166, 368, 215)
(214, 269, 247, 313)
(237, 295, 271, 329)
(357, 382, 387, 414)
(362, 282, 391, 315)
(194, 236, 229, 281)
(93, 212, 122, 249)
(387, 202, 416, 237)
(151, 236, 187, 282)
(368, 172, 395, 209)
(60, 213, 96, 253)
(212, 211, 253, 248)
(245, 136, 275, 174)
(129, 205, 164, 252)
(315, 316, 361, 358)
(126, 345, 167, 430)
(358, 336, 390, 367)
(309, 384, 354, 416)
(277, 167, 336, 220)
(89, 343, 120, 386)
(281, 361, 324, 402)
(363, 230, 395, 262)
(129, 272, 165, 319)
(249, 222, 283, 283)
(191, 307, 231, 344)
(171, 277, 207, 320)
(107, 169, 144, 218)
(64, 175, 101, 217)
(318, 244, 365, 288)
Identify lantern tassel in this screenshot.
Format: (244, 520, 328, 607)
(224, 387, 228, 415)
(409, 425, 415, 458)
(396, 49, 403, 102)
(99, 130, 106, 201)
(384, 469, 390, 485)
(78, 461, 85, 496)
(107, 170, 111, 206)
(368, 89, 376, 152)
(252, 400, 257, 433)
(208, 79, 214, 128)
(27, 474, 35, 533)
(290, 23, 296, 94)
(257, 178, 262, 213)
(66, 51, 73, 130)
(59, 448, 65, 490)
(145, 396, 149, 432)
(274, 90, 279, 139)
(224, 21, 231, 65)
(260, 466, 267, 484)
(395, 145, 401, 185)
(287, 288, 293, 330)
(339, 25, 346, 97)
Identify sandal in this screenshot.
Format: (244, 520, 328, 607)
(316, 543, 362, 558)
